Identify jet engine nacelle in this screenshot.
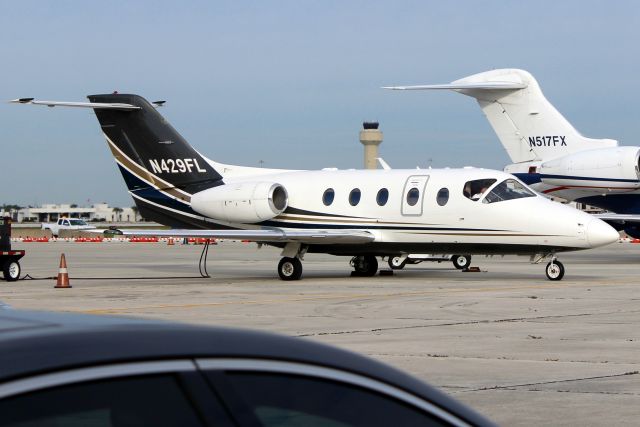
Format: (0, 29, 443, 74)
(191, 182, 288, 223)
(539, 147, 640, 190)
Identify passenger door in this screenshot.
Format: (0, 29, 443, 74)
(401, 175, 430, 216)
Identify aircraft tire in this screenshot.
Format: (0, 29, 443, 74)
(452, 255, 471, 270)
(354, 255, 378, 277)
(388, 256, 407, 270)
(278, 257, 302, 281)
(545, 260, 564, 281)
(3, 260, 21, 282)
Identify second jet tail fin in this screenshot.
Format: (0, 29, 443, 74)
(385, 69, 617, 163)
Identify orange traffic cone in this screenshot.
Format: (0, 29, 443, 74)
(54, 253, 72, 288)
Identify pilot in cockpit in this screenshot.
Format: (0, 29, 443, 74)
(464, 178, 497, 201)
(471, 186, 488, 200)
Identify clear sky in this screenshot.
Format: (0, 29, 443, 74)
(1, 0, 639, 207)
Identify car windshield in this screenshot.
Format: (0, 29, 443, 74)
(483, 179, 536, 204)
(68, 219, 87, 226)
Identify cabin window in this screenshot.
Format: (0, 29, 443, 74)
(463, 179, 497, 201)
(406, 188, 420, 206)
(483, 179, 535, 204)
(349, 188, 361, 206)
(376, 188, 389, 206)
(436, 188, 449, 206)
(322, 188, 335, 206)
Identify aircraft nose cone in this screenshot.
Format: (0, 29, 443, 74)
(587, 219, 619, 248)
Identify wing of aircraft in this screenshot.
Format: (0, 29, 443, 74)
(592, 213, 640, 225)
(90, 228, 375, 245)
(382, 82, 526, 91)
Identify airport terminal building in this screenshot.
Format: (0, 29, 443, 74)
(2, 203, 140, 223)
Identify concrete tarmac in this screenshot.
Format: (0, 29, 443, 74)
(2, 241, 639, 426)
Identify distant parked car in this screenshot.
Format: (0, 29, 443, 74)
(41, 217, 95, 237)
(0, 310, 495, 426)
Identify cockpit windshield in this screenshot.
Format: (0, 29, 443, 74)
(463, 179, 497, 201)
(483, 179, 535, 204)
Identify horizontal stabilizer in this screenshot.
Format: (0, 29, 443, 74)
(382, 82, 527, 91)
(9, 98, 140, 110)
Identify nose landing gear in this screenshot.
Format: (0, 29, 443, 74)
(545, 259, 565, 281)
(533, 254, 565, 281)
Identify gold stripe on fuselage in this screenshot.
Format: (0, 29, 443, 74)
(275, 213, 437, 226)
(105, 135, 192, 203)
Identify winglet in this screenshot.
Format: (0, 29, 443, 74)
(377, 157, 391, 170)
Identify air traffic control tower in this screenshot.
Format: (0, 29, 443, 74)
(359, 121, 383, 169)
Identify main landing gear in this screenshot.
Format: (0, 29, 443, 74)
(278, 257, 303, 281)
(277, 243, 307, 281)
(351, 255, 378, 277)
(276, 254, 380, 280)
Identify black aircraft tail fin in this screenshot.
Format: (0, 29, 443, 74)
(87, 94, 223, 196)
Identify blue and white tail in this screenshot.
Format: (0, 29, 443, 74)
(87, 94, 224, 193)
(385, 69, 617, 163)
(86, 94, 226, 227)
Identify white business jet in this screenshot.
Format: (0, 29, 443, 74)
(11, 94, 618, 280)
(384, 69, 640, 238)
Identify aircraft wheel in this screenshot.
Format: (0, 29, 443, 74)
(354, 255, 378, 276)
(3, 260, 21, 282)
(545, 260, 564, 281)
(278, 257, 302, 281)
(388, 256, 407, 270)
(452, 255, 471, 270)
